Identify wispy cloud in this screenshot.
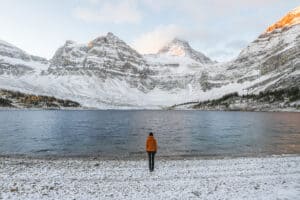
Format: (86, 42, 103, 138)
(137, 0, 293, 61)
(74, 0, 142, 24)
(132, 24, 186, 54)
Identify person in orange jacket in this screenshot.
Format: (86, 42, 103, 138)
(146, 132, 157, 172)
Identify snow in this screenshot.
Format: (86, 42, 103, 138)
(0, 58, 297, 109)
(0, 155, 299, 199)
(241, 25, 300, 59)
(0, 56, 48, 72)
(0, 23, 299, 109)
(291, 6, 300, 15)
(157, 38, 213, 64)
(0, 39, 14, 47)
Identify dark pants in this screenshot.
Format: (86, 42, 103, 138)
(147, 152, 156, 171)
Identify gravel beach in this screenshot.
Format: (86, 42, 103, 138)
(0, 155, 300, 199)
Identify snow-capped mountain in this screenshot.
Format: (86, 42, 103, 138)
(144, 38, 214, 76)
(47, 32, 158, 94)
(157, 38, 214, 64)
(226, 6, 300, 92)
(49, 32, 149, 76)
(0, 40, 48, 76)
(0, 6, 299, 109)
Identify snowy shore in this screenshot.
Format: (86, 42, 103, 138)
(0, 155, 300, 199)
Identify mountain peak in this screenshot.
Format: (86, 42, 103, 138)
(158, 38, 214, 64)
(290, 6, 300, 14)
(171, 38, 189, 45)
(65, 40, 76, 46)
(266, 6, 300, 33)
(158, 38, 193, 57)
(87, 32, 124, 48)
(105, 32, 120, 40)
(106, 32, 115, 37)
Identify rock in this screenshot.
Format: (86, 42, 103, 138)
(10, 187, 18, 192)
(191, 191, 201, 197)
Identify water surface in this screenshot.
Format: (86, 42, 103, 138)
(0, 110, 299, 158)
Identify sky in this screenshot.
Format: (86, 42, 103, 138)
(0, 0, 299, 62)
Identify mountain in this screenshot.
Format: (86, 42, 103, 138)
(144, 38, 215, 79)
(0, 6, 299, 109)
(157, 38, 214, 64)
(171, 6, 300, 110)
(229, 6, 300, 92)
(49, 32, 149, 76)
(0, 40, 48, 76)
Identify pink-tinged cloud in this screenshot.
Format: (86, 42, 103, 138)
(132, 25, 186, 54)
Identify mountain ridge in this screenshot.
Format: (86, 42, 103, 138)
(0, 6, 299, 109)
(266, 6, 300, 33)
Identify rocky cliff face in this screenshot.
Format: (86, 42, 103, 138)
(227, 17, 300, 93)
(49, 32, 150, 76)
(47, 33, 157, 93)
(47, 33, 215, 94)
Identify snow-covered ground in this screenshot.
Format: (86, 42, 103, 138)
(0, 155, 299, 199)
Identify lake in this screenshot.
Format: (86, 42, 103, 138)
(0, 110, 299, 158)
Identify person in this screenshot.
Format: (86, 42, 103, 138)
(146, 132, 157, 172)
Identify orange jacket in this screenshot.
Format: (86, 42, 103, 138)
(146, 136, 157, 152)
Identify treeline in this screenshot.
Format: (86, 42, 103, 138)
(243, 87, 300, 103)
(21, 95, 80, 107)
(192, 87, 300, 109)
(0, 98, 13, 107)
(0, 89, 81, 108)
(193, 92, 239, 108)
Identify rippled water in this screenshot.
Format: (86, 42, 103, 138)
(0, 110, 299, 158)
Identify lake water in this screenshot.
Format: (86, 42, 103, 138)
(0, 110, 300, 158)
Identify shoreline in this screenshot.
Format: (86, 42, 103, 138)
(1, 155, 299, 199)
(0, 107, 300, 112)
(1, 153, 300, 161)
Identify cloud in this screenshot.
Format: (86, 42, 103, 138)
(138, 0, 287, 61)
(74, 0, 142, 24)
(132, 25, 251, 61)
(74, 0, 294, 62)
(132, 25, 186, 54)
